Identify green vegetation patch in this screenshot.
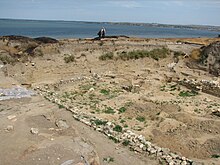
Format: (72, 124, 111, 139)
(109, 136, 120, 143)
(80, 84, 95, 91)
(99, 52, 114, 60)
(58, 104, 65, 109)
(118, 107, 126, 113)
(120, 119, 126, 123)
(100, 89, 110, 95)
(0, 55, 16, 64)
(64, 54, 75, 63)
(122, 140, 130, 146)
(117, 50, 146, 60)
(99, 48, 170, 61)
(179, 90, 198, 97)
(136, 116, 146, 122)
(160, 84, 178, 92)
(113, 125, 123, 132)
(174, 51, 185, 57)
(116, 47, 169, 61)
(150, 48, 169, 60)
(133, 126, 143, 131)
(93, 119, 108, 126)
(103, 156, 114, 163)
(104, 107, 115, 114)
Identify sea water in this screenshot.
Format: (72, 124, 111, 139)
(0, 19, 219, 39)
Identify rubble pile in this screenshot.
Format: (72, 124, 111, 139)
(178, 79, 220, 97)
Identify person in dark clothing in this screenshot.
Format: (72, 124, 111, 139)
(97, 29, 102, 38)
(101, 27, 106, 38)
(97, 27, 106, 38)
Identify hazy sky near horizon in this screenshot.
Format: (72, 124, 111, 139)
(0, 0, 220, 26)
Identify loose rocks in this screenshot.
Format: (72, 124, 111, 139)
(55, 120, 70, 129)
(30, 128, 39, 134)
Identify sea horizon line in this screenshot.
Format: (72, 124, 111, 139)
(1, 17, 220, 28)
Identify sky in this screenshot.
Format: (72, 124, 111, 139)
(0, 0, 220, 26)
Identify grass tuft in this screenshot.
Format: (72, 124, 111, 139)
(113, 125, 123, 132)
(100, 89, 110, 95)
(104, 107, 115, 114)
(99, 52, 114, 60)
(117, 47, 169, 61)
(122, 140, 130, 146)
(179, 90, 198, 97)
(174, 51, 185, 58)
(136, 116, 145, 122)
(99, 48, 170, 61)
(64, 54, 75, 63)
(118, 107, 126, 113)
(93, 119, 107, 125)
(0, 55, 16, 64)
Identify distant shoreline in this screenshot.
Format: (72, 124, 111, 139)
(1, 18, 220, 32)
(1, 19, 219, 39)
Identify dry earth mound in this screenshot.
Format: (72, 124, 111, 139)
(0, 35, 58, 64)
(200, 41, 220, 76)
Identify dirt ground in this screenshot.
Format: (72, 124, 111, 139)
(0, 95, 158, 165)
(0, 37, 220, 165)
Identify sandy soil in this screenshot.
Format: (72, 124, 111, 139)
(0, 37, 220, 165)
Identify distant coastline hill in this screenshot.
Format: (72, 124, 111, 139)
(1, 18, 220, 32)
(108, 22, 220, 32)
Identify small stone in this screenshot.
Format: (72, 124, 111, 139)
(154, 146, 162, 152)
(30, 128, 39, 134)
(170, 153, 178, 159)
(6, 125, 14, 132)
(181, 161, 187, 165)
(212, 109, 220, 117)
(60, 160, 74, 165)
(156, 152, 163, 157)
(7, 115, 16, 120)
(106, 122, 112, 127)
(88, 88, 95, 92)
(149, 149, 157, 154)
(139, 144, 144, 149)
(142, 146, 147, 151)
(168, 161, 175, 165)
(134, 147, 143, 153)
(138, 135, 144, 141)
(165, 156, 173, 163)
(55, 120, 69, 129)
